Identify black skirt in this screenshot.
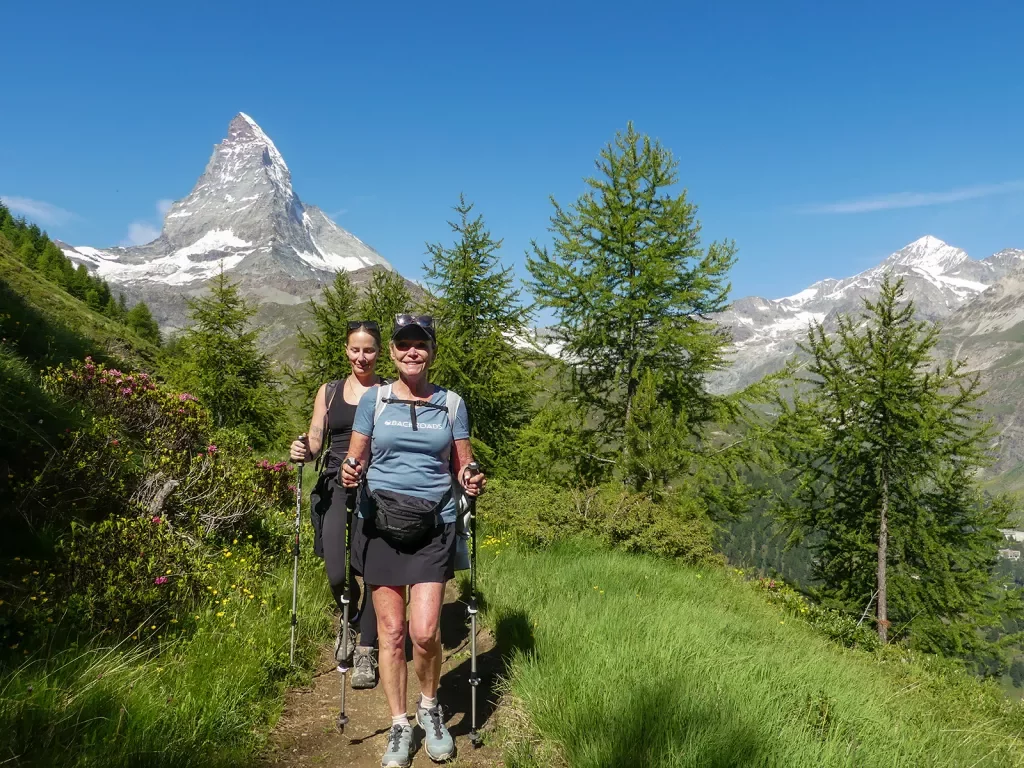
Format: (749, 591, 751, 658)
(350, 512, 457, 587)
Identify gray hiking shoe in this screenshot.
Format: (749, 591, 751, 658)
(351, 645, 378, 689)
(381, 723, 415, 768)
(334, 624, 357, 666)
(416, 701, 455, 762)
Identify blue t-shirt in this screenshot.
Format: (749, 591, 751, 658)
(352, 384, 470, 524)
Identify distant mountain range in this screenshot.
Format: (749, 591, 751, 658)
(713, 236, 1024, 489)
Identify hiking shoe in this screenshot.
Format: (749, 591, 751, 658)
(416, 702, 455, 762)
(381, 723, 415, 768)
(351, 645, 378, 689)
(334, 624, 357, 666)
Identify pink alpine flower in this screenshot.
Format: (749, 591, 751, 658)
(154, 576, 169, 585)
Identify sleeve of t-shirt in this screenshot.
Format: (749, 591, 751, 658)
(451, 393, 470, 441)
(352, 387, 377, 437)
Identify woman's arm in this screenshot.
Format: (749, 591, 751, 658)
(289, 383, 328, 462)
(452, 439, 486, 496)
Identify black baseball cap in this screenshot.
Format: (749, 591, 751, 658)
(392, 314, 436, 343)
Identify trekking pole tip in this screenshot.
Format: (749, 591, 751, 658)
(337, 712, 349, 732)
(470, 730, 482, 748)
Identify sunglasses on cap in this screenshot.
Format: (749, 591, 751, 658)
(394, 314, 434, 331)
(346, 320, 381, 332)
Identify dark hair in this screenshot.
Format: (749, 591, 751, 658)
(346, 320, 382, 347)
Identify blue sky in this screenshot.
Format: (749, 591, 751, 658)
(3, 0, 1023, 303)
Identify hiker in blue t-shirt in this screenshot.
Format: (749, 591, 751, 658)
(342, 314, 485, 768)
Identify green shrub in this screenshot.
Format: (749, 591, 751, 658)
(481, 479, 720, 566)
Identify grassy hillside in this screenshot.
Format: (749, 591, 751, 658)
(0, 236, 157, 371)
(477, 540, 1024, 767)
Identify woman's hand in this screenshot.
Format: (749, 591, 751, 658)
(289, 434, 312, 463)
(341, 457, 363, 489)
(461, 465, 486, 497)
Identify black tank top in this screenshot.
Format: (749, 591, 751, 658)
(325, 383, 359, 473)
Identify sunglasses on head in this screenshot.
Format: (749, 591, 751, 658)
(394, 314, 434, 330)
(346, 320, 380, 332)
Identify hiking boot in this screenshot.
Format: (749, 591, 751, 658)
(351, 645, 378, 689)
(416, 701, 455, 762)
(381, 723, 415, 768)
(334, 624, 357, 666)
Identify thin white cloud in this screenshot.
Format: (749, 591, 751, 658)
(121, 221, 160, 246)
(119, 199, 172, 246)
(799, 180, 1024, 214)
(0, 196, 79, 226)
(327, 208, 349, 218)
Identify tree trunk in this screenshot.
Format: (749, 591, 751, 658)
(877, 468, 889, 644)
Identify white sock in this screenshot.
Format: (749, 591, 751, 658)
(391, 713, 409, 728)
(419, 693, 437, 710)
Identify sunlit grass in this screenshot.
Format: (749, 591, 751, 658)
(479, 539, 1024, 768)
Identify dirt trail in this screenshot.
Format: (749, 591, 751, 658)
(261, 583, 505, 767)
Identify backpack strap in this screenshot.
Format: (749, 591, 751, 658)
(315, 379, 342, 474)
(372, 382, 390, 427)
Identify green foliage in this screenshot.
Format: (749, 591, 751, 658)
(358, 268, 412, 381)
(527, 123, 736, 477)
(509, 396, 607, 486)
(423, 196, 534, 471)
(163, 268, 284, 447)
(293, 271, 359, 406)
(775, 275, 1023, 663)
(481, 479, 720, 565)
(125, 300, 161, 345)
(2, 357, 297, 648)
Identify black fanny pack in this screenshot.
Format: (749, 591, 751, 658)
(369, 487, 452, 549)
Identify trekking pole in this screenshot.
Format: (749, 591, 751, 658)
(290, 459, 303, 666)
(465, 461, 483, 748)
(336, 457, 358, 733)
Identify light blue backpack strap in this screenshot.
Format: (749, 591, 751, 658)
(373, 382, 390, 426)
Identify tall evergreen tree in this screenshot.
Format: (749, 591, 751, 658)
(293, 271, 359, 407)
(423, 196, 534, 469)
(358, 268, 411, 381)
(125, 300, 161, 345)
(527, 123, 736, 480)
(776, 275, 1022, 663)
(168, 267, 283, 445)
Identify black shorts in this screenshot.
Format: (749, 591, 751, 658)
(350, 513, 457, 587)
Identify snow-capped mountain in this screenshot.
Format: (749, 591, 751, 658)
(712, 236, 1024, 392)
(55, 113, 409, 362)
(61, 113, 391, 290)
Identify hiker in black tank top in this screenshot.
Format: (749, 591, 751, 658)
(289, 321, 384, 690)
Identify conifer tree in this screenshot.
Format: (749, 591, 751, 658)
(358, 268, 411, 381)
(527, 123, 736, 479)
(423, 196, 534, 469)
(294, 271, 359, 407)
(168, 267, 283, 445)
(776, 275, 1022, 662)
(125, 300, 161, 345)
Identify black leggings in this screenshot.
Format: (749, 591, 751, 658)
(322, 478, 377, 647)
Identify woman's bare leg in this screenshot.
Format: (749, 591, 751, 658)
(408, 581, 445, 699)
(372, 585, 408, 717)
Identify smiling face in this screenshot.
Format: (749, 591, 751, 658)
(391, 338, 434, 379)
(346, 329, 380, 376)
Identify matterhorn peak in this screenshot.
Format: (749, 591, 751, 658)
(62, 112, 391, 289)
